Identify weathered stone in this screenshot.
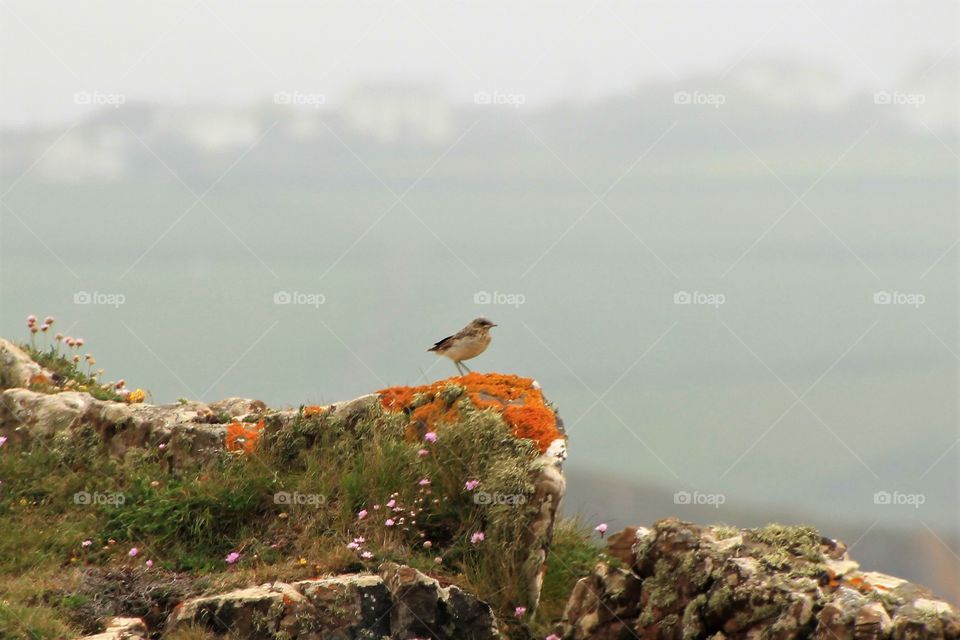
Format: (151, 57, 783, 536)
(165, 582, 312, 637)
(166, 568, 498, 640)
(560, 520, 960, 640)
(74, 616, 148, 640)
(0, 339, 50, 390)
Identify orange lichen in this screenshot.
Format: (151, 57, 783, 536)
(377, 373, 563, 452)
(225, 419, 264, 454)
(303, 405, 325, 417)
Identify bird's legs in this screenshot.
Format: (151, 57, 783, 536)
(455, 361, 465, 375)
(460, 361, 472, 373)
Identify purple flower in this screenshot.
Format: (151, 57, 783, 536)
(470, 531, 485, 545)
(546, 635, 561, 640)
(128, 547, 139, 557)
(424, 431, 437, 443)
(515, 606, 527, 617)
(347, 542, 360, 550)
(418, 478, 430, 487)
(464, 479, 480, 491)
(417, 448, 429, 457)
(386, 499, 396, 508)
(81, 539, 92, 548)
(145, 559, 154, 568)
(0, 436, 7, 448)
(385, 518, 395, 527)
(361, 551, 373, 559)
(595, 523, 608, 537)
(357, 509, 368, 520)
(225, 552, 240, 564)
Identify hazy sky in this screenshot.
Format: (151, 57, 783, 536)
(2, 0, 957, 128)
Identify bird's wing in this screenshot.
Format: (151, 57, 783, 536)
(428, 334, 455, 352)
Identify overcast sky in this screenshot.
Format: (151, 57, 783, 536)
(1, 0, 957, 128)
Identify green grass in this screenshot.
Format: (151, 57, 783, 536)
(20, 342, 127, 402)
(0, 376, 601, 638)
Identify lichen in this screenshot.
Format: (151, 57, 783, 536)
(377, 373, 564, 452)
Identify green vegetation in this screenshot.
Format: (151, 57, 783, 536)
(0, 352, 600, 638)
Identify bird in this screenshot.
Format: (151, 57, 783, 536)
(428, 318, 497, 375)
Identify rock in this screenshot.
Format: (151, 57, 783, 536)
(165, 582, 311, 637)
(75, 616, 148, 640)
(0, 338, 50, 390)
(377, 373, 568, 611)
(559, 519, 960, 640)
(166, 566, 498, 639)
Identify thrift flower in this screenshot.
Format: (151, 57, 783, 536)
(128, 547, 139, 557)
(357, 509, 368, 520)
(347, 542, 360, 550)
(464, 479, 480, 491)
(145, 560, 154, 568)
(0, 436, 7, 448)
(225, 552, 240, 564)
(361, 551, 373, 559)
(418, 478, 430, 487)
(546, 635, 562, 640)
(417, 448, 429, 457)
(515, 606, 527, 617)
(385, 518, 395, 527)
(26, 315, 36, 325)
(595, 523, 608, 537)
(424, 431, 438, 443)
(81, 539, 92, 548)
(386, 499, 396, 508)
(470, 531, 485, 544)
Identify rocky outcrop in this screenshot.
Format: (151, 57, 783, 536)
(76, 617, 148, 640)
(165, 563, 499, 639)
(0, 337, 51, 390)
(558, 519, 960, 640)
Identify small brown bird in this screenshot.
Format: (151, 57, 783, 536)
(428, 317, 497, 375)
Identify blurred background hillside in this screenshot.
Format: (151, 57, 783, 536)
(1, 0, 957, 601)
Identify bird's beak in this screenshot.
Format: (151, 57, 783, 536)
(490, 323, 498, 327)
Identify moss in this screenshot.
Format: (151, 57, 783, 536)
(750, 524, 822, 562)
